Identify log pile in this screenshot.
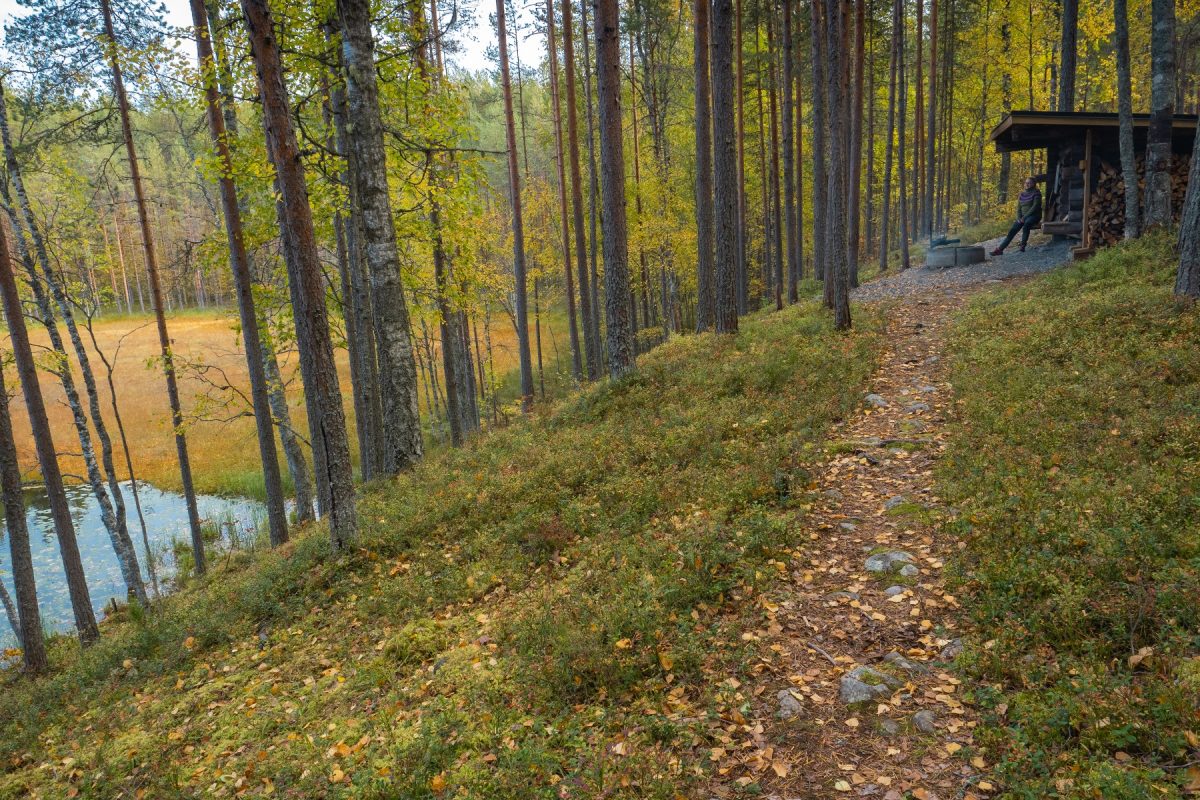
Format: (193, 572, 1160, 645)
(1088, 154, 1192, 246)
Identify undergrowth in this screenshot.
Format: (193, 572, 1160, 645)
(0, 298, 877, 799)
(942, 232, 1200, 799)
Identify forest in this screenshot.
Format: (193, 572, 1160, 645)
(0, 0, 1198, 795)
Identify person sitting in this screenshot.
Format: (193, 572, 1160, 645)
(991, 177, 1042, 255)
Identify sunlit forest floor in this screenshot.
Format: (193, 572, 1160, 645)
(4, 308, 569, 498)
(1, 235, 1196, 799)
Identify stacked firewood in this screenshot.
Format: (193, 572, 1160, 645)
(1088, 154, 1192, 246)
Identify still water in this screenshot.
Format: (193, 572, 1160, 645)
(0, 481, 264, 647)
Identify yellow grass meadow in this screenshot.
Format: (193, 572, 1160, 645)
(5, 307, 565, 499)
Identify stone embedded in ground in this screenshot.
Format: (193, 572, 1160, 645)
(940, 638, 964, 660)
(865, 393, 889, 408)
(883, 495, 907, 511)
(906, 402, 931, 413)
(885, 651, 929, 675)
(899, 564, 920, 577)
(858, 436, 885, 448)
(776, 689, 804, 720)
(879, 718, 901, 736)
(826, 590, 861, 602)
(839, 522, 858, 531)
(924, 355, 940, 365)
(899, 419, 928, 433)
(840, 666, 905, 705)
(884, 585, 906, 597)
(865, 551, 915, 572)
(912, 709, 937, 733)
(916, 383, 937, 393)
(823, 488, 845, 501)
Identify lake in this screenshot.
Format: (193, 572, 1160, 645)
(0, 481, 264, 647)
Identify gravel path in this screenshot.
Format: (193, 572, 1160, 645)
(852, 233, 1074, 302)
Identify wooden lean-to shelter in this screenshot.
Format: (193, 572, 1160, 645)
(990, 110, 1197, 256)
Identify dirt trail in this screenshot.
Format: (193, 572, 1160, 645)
(708, 273, 1049, 799)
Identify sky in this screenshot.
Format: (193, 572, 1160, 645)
(0, 0, 546, 76)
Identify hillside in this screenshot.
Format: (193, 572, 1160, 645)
(0, 297, 879, 799)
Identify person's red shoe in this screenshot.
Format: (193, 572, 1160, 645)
(990, 247, 1004, 256)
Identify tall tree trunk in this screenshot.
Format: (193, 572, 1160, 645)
(546, 0, 583, 379)
(259, 342, 314, 519)
(795, 52, 805, 295)
(881, 0, 899, 270)
(494, 0, 536, 404)
(811, 0, 829, 285)
(1143, 0, 1176, 228)
(242, 0, 358, 550)
(189, 0, 288, 546)
(0, 366, 46, 673)
(914, 0, 924, 233)
(562, 0, 601, 377)
(999, 0, 1012, 204)
(1114, 0, 1140, 239)
(596, 0, 636, 374)
(1058, 0, 1077, 112)
(823, 0, 852, 328)
(924, 0, 938, 239)
(767, 10, 784, 310)
(628, 26, 653, 329)
(782, 0, 798, 299)
(100, 0, 206, 575)
(1175, 122, 1200, 296)
(712, 0, 739, 331)
(694, 0, 716, 331)
(338, 0, 424, 469)
(736, 0, 748, 313)
(897, 0, 912, 270)
(848, 0, 865, 287)
(864, 7, 876, 257)
(0, 223, 98, 644)
(580, 0, 603, 348)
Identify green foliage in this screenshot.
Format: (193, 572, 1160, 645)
(942, 232, 1200, 798)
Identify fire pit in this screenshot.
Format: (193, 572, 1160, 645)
(926, 245, 986, 269)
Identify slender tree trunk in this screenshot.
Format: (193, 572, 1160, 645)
(189, 0, 288, 546)
(494, 0, 535, 404)
(338, 0, 424, 469)
(628, 27, 653, 328)
(924, 0, 938, 239)
(864, 8, 876, 257)
(0, 367, 46, 673)
(1113, 0, 1140, 238)
(811, 0, 829, 285)
(712, 0, 739, 331)
(596, 0, 635, 374)
(823, 0, 852, 328)
(243, 0, 357, 549)
(914, 0, 924, 233)
(546, 0, 583, 379)
(848, 0, 865, 287)
(897, 0, 912, 270)
(0, 223, 98, 644)
(767, 11, 784, 311)
(1175, 122, 1200, 296)
(1144, 0, 1176, 228)
(999, 0, 1011, 204)
(1058, 0, 1077, 112)
(794, 63, 805, 298)
(100, 0, 205, 575)
(782, 0, 798, 299)
(260, 344, 314, 519)
(562, 0, 601, 378)
(580, 0, 603, 347)
(736, 0, 748, 313)
(694, 0, 716, 331)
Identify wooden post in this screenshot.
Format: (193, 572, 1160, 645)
(1077, 128, 1093, 256)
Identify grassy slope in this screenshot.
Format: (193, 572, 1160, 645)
(0, 299, 878, 799)
(942, 233, 1200, 799)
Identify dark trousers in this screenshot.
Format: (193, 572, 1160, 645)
(998, 214, 1040, 251)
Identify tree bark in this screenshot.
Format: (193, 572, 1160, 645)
(1143, 0, 1176, 228)
(0, 366, 47, 673)
(546, 0, 583, 380)
(1175, 121, 1200, 296)
(822, 0, 852, 329)
(1058, 0, 1077, 112)
(782, 0, 798, 300)
(1114, 0, 1140, 239)
(810, 0, 828, 285)
(190, 0, 288, 547)
(100, 0, 206, 575)
(242, 0, 358, 549)
(0, 222, 98, 644)
(767, 9, 783, 310)
(736, 0, 748, 312)
(562, 0, 602, 377)
(494, 0, 536, 404)
(596, 0, 636, 374)
(848, 0, 865, 287)
(338, 0, 424, 469)
(694, 0, 716, 331)
(897, 0, 912, 270)
(580, 0, 603, 348)
(924, 0, 938, 239)
(712, 0, 739, 331)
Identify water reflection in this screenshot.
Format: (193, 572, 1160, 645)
(0, 482, 263, 646)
